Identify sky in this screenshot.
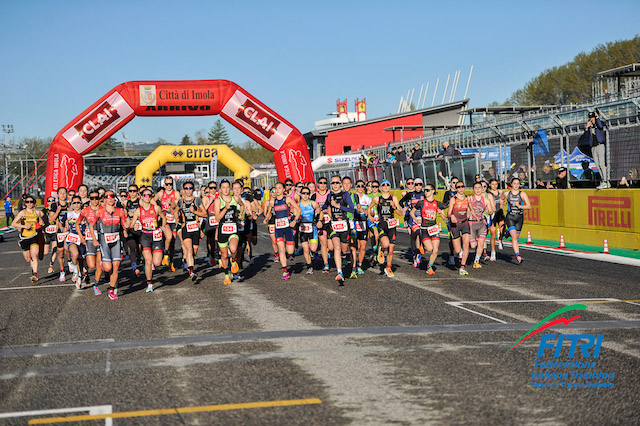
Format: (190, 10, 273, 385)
(0, 0, 638, 147)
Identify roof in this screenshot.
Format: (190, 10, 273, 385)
(383, 125, 461, 131)
(461, 106, 557, 115)
(597, 63, 640, 78)
(314, 99, 469, 135)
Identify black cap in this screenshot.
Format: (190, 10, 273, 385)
(558, 167, 567, 172)
(588, 112, 596, 118)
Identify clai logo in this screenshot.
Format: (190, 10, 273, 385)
(236, 98, 280, 139)
(74, 101, 120, 143)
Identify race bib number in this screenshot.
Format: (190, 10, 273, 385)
(427, 224, 439, 236)
(331, 220, 347, 232)
(153, 229, 164, 242)
(323, 213, 331, 223)
(56, 232, 69, 243)
(355, 221, 366, 232)
(209, 216, 218, 226)
(165, 213, 176, 224)
(275, 217, 290, 229)
(268, 224, 275, 234)
(300, 223, 313, 233)
(424, 211, 436, 221)
(221, 223, 237, 234)
(66, 233, 81, 244)
(186, 221, 199, 232)
(133, 220, 142, 231)
(373, 215, 379, 223)
(45, 225, 57, 234)
(387, 218, 399, 228)
(105, 232, 119, 244)
(85, 229, 95, 240)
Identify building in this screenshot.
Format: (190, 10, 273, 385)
(305, 100, 469, 157)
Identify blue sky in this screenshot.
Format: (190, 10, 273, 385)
(0, 0, 637, 146)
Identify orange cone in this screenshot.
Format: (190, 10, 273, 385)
(560, 234, 565, 248)
(603, 239, 609, 254)
(527, 231, 532, 244)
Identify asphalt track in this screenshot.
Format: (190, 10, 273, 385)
(0, 227, 638, 425)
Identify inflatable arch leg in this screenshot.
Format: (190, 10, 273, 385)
(45, 80, 313, 200)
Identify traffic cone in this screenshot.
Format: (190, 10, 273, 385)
(603, 239, 609, 254)
(560, 234, 565, 248)
(527, 231, 532, 244)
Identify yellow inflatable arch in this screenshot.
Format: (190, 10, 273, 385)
(135, 145, 250, 186)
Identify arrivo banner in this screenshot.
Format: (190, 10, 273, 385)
(45, 80, 313, 199)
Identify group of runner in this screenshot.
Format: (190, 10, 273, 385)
(11, 174, 531, 295)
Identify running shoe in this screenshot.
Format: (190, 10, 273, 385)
(183, 261, 188, 271)
(414, 253, 422, 268)
(169, 263, 176, 272)
(93, 285, 102, 295)
(31, 275, 38, 284)
(335, 271, 344, 282)
(473, 261, 482, 269)
(384, 266, 395, 278)
(224, 274, 232, 285)
(459, 267, 469, 276)
(84, 274, 91, 285)
(190, 272, 199, 282)
(377, 247, 385, 265)
(75, 274, 82, 289)
(274, 253, 280, 263)
(162, 255, 169, 266)
(490, 252, 496, 262)
(230, 259, 239, 274)
(146, 283, 154, 293)
(282, 271, 291, 280)
(426, 267, 435, 275)
(209, 257, 215, 267)
(232, 273, 240, 281)
(357, 266, 365, 275)
(59, 271, 66, 282)
(322, 264, 330, 274)
(151, 263, 156, 271)
(498, 240, 504, 250)
(108, 288, 118, 300)
(349, 271, 357, 279)
(448, 255, 456, 266)
(72, 270, 78, 282)
(306, 267, 314, 275)
(516, 255, 523, 264)
(47, 265, 54, 274)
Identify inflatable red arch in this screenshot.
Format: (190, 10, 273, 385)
(45, 80, 313, 198)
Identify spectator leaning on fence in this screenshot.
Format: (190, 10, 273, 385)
(586, 111, 609, 189)
(555, 167, 570, 189)
(435, 141, 455, 180)
(409, 142, 425, 180)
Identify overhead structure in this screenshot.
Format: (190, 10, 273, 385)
(45, 80, 313, 197)
(135, 145, 250, 186)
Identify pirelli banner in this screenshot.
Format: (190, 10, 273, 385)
(518, 189, 639, 251)
(45, 80, 314, 199)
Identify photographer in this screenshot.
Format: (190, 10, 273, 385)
(586, 111, 608, 189)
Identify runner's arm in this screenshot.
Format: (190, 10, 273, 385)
(520, 192, 532, 210)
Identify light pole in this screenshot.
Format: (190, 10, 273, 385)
(2, 125, 14, 195)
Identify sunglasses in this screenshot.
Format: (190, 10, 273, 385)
(143, 194, 152, 198)
(415, 183, 423, 186)
(165, 183, 173, 186)
(129, 189, 137, 192)
(26, 200, 35, 203)
(318, 181, 327, 184)
(47, 199, 55, 202)
(356, 184, 365, 188)
(331, 181, 341, 185)
(285, 183, 293, 186)
(381, 183, 390, 187)
(372, 185, 379, 188)
(184, 187, 194, 190)
(406, 182, 414, 185)
(456, 185, 465, 189)
(105, 194, 115, 199)
(208, 186, 216, 189)
(89, 196, 99, 200)
(425, 189, 433, 192)
(301, 192, 310, 195)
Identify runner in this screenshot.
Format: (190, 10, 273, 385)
(177, 181, 206, 282)
(410, 183, 447, 275)
(63, 196, 86, 289)
(502, 177, 531, 264)
(352, 179, 371, 275)
(49, 187, 70, 282)
(154, 177, 180, 271)
(311, 177, 332, 272)
(447, 180, 471, 275)
(11, 195, 45, 283)
(323, 176, 355, 284)
(366, 180, 381, 264)
(129, 188, 166, 292)
(368, 180, 402, 278)
(43, 196, 58, 274)
(124, 184, 142, 276)
(89, 190, 128, 300)
(77, 190, 103, 294)
(264, 182, 300, 280)
(399, 178, 425, 267)
(203, 180, 220, 267)
(488, 178, 505, 261)
(77, 184, 90, 208)
(297, 186, 322, 275)
(442, 177, 460, 266)
(468, 182, 494, 269)
(264, 188, 279, 263)
(215, 179, 243, 285)
(236, 182, 254, 274)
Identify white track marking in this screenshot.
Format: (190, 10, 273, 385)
(0, 405, 113, 426)
(0, 283, 75, 291)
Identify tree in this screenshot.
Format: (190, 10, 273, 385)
(181, 134, 194, 145)
(95, 137, 124, 154)
(194, 129, 208, 145)
(154, 137, 168, 148)
(208, 119, 232, 147)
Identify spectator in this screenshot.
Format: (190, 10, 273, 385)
(435, 141, 456, 181)
(629, 168, 639, 187)
(384, 152, 396, 184)
(586, 111, 609, 189)
(370, 154, 380, 165)
(409, 142, 425, 180)
(487, 166, 497, 181)
(17, 193, 27, 212)
(580, 160, 597, 187)
(253, 186, 263, 201)
(4, 196, 15, 226)
(535, 178, 546, 189)
(540, 163, 555, 187)
(359, 155, 367, 167)
(555, 167, 570, 189)
(618, 176, 630, 188)
(396, 145, 409, 182)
